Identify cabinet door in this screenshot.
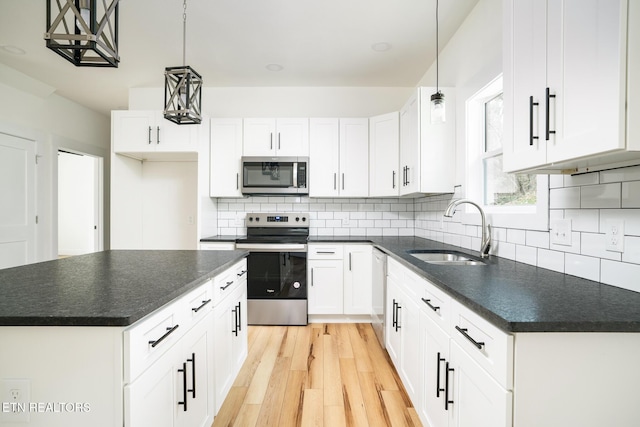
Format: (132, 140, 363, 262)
(175, 314, 214, 427)
(399, 291, 421, 402)
(113, 110, 157, 153)
(309, 118, 340, 197)
(339, 118, 369, 197)
(156, 112, 199, 153)
(545, 0, 627, 163)
(243, 118, 276, 156)
(503, 0, 548, 173)
(420, 310, 451, 427)
(276, 118, 309, 156)
(399, 90, 421, 195)
(308, 259, 343, 314)
(385, 272, 402, 367)
(369, 112, 400, 197)
(230, 283, 248, 375)
(449, 341, 512, 427)
(343, 245, 373, 315)
(125, 344, 176, 427)
(210, 118, 243, 197)
(212, 299, 234, 413)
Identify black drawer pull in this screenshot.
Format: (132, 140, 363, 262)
(455, 326, 485, 349)
(436, 352, 445, 398)
(187, 353, 196, 399)
(445, 362, 454, 410)
(317, 251, 335, 254)
(237, 270, 247, 277)
(421, 297, 440, 312)
(192, 299, 211, 313)
(149, 324, 179, 348)
(178, 362, 187, 411)
(220, 281, 234, 291)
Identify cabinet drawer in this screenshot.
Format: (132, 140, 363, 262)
(124, 300, 184, 383)
(199, 242, 236, 250)
(213, 259, 247, 305)
(308, 244, 344, 259)
(450, 301, 514, 389)
(183, 280, 214, 325)
(419, 279, 451, 333)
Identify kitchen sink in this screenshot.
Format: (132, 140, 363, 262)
(407, 250, 486, 266)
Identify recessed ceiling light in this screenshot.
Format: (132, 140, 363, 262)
(1, 45, 26, 55)
(266, 64, 284, 72)
(371, 42, 392, 52)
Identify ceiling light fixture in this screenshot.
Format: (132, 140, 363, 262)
(266, 64, 284, 72)
(430, 0, 445, 124)
(371, 42, 392, 52)
(44, 0, 119, 67)
(164, 0, 203, 125)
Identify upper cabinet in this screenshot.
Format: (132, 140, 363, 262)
(309, 118, 369, 198)
(503, 0, 640, 174)
(399, 87, 456, 196)
(242, 118, 309, 156)
(112, 110, 199, 159)
(210, 118, 243, 198)
(370, 112, 400, 197)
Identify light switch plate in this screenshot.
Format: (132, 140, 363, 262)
(605, 219, 624, 252)
(550, 219, 572, 246)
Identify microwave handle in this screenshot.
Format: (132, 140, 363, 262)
(293, 162, 298, 188)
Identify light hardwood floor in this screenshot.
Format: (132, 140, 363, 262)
(213, 323, 422, 427)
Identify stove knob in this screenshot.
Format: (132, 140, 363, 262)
(248, 216, 253, 222)
(255, 217, 260, 222)
(302, 216, 307, 222)
(295, 217, 300, 222)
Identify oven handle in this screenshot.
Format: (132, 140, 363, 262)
(236, 243, 308, 252)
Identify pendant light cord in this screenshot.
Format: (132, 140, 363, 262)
(182, 0, 187, 66)
(436, 0, 439, 92)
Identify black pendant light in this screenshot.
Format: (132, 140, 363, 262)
(164, 0, 203, 125)
(45, 0, 119, 67)
(430, 0, 445, 123)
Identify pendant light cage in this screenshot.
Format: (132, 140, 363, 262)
(44, 0, 119, 67)
(164, 0, 203, 125)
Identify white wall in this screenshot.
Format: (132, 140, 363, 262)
(0, 64, 111, 262)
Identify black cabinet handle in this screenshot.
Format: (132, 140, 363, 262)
(232, 306, 238, 336)
(421, 297, 440, 312)
(317, 251, 335, 254)
(148, 324, 179, 348)
(270, 132, 273, 150)
(156, 126, 160, 144)
(545, 87, 556, 140)
(278, 132, 281, 150)
(237, 270, 247, 277)
(148, 126, 152, 144)
(236, 173, 239, 190)
(220, 281, 234, 291)
(392, 170, 396, 189)
(393, 300, 401, 332)
(349, 253, 352, 271)
(187, 353, 196, 399)
(392, 299, 397, 328)
(192, 299, 211, 313)
(529, 96, 539, 146)
(334, 173, 337, 190)
(178, 362, 188, 411)
(342, 173, 345, 190)
(445, 362, 454, 410)
(237, 302, 242, 332)
(436, 352, 445, 398)
(405, 166, 410, 185)
(455, 326, 485, 350)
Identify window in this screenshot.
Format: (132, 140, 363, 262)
(464, 75, 548, 231)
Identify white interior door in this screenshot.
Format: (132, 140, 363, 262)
(0, 132, 36, 269)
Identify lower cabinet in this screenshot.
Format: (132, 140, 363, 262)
(307, 244, 372, 317)
(125, 311, 214, 427)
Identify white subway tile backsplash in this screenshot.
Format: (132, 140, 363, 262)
(516, 245, 537, 266)
(601, 260, 640, 293)
(580, 232, 622, 261)
(318, 212, 334, 220)
(580, 183, 621, 209)
(564, 209, 599, 232)
(549, 175, 565, 189)
(564, 172, 599, 187)
(507, 229, 526, 245)
(600, 165, 640, 183)
(600, 210, 640, 236)
(366, 211, 383, 220)
(550, 187, 580, 209)
(622, 181, 640, 208)
(525, 230, 550, 249)
(550, 232, 581, 254)
(537, 249, 565, 273)
(565, 253, 600, 282)
(494, 240, 515, 260)
(622, 236, 640, 264)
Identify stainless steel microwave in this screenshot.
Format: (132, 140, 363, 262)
(241, 156, 308, 195)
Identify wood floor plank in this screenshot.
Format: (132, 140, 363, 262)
(324, 405, 347, 427)
(278, 369, 308, 426)
(308, 326, 324, 389)
(254, 356, 291, 426)
(245, 326, 286, 404)
(339, 357, 370, 426)
(380, 390, 417, 427)
(358, 371, 391, 427)
(234, 326, 273, 387)
(301, 388, 324, 426)
(212, 386, 248, 427)
(347, 323, 373, 373)
(361, 326, 400, 391)
(233, 403, 261, 427)
(290, 324, 311, 371)
(277, 325, 299, 358)
(323, 332, 343, 407)
(335, 323, 355, 358)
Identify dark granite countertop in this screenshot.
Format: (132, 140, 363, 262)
(309, 236, 640, 333)
(200, 235, 241, 242)
(0, 250, 248, 327)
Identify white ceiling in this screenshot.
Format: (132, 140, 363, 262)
(0, 0, 478, 116)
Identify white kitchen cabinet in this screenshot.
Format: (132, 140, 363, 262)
(112, 110, 199, 158)
(243, 118, 309, 156)
(212, 259, 248, 413)
(385, 262, 403, 366)
(504, 0, 640, 173)
(369, 112, 400, 197)
(421, 310, 452, 427)
(309, 118, 369, 197)
(399, 87, 456, 196)
(210, 118, 243, 197)
(343, 244, 373, 315)
(308, 259, 343, 314)
(199, 242, 236, 251)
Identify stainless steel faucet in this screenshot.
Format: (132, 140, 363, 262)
(444, 199, 492, 258)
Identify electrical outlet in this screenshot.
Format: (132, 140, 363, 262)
(550, 219, 572, 246)
(605, 220, 624, 252)
(342, 218, 350, 226)
(1, 379, 31, 422)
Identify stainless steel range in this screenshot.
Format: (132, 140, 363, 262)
(235, 213, 309, 326)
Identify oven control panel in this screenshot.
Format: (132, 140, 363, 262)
(246, 212, 309, 227)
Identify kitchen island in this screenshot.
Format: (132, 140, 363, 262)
(0, 250, 248, 427)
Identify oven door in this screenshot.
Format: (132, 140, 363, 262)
(246, 251, 307, 299)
